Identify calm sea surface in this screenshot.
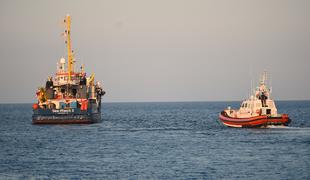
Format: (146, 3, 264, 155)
(0, 101, 309, 179)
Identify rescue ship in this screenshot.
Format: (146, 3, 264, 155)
(219, 72, 291, 128)
(32, 15, 105, 124)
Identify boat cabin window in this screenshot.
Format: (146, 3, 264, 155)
(61, 88, 65, 93)
(241, 103, 247, 108)
(72, 89, 77, 97)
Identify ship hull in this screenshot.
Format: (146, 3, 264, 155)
(219, 111, 291, 128)
(32, 108, 101, 124)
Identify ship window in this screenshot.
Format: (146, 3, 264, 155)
(72, 89, 77, 97)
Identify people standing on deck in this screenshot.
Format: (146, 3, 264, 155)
(260, 91, 268, 107)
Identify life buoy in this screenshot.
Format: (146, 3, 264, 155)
(32, 103, 39, 110)
(256, 109, 262, 115)
(47, 103, 56, 109)
(80, 99, 88, 110)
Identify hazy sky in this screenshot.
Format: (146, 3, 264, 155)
(0, 0, 310, 103)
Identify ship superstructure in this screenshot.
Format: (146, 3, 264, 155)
(32, 15, 105, 124)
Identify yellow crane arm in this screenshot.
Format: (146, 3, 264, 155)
(87, 73, 95, 86)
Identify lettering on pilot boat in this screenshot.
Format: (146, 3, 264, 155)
(52, 109, 75, 113)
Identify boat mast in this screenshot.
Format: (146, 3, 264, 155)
(64, 14, 74, 82)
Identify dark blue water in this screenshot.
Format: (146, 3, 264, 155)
(0, 101, 309, 179)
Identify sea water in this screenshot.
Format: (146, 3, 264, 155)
(0, 101, 309, 179)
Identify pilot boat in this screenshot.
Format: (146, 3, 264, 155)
(219, 72, 291, 128)
(32, 15, 105, 124)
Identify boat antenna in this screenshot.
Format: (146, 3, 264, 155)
(263, 71, 267, 85)
(250, 64, 253, 99)
(64, 14, 74, 82)
(269, 73, 273, 98)
(250, 76, 253, 99)
(260, 71, 266, 85)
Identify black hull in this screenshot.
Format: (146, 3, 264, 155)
(32, 103, 102, 124)
(32, 112, 101, 124)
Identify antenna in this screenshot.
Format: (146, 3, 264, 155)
(269, 72, 273, 97)
(260, 71, 267, 85)
(250, 76, 253, 98)
(249, 63, 254, 99)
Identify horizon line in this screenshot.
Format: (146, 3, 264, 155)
(1, 99, 310, 105)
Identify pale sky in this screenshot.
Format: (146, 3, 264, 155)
(0, 0, 310, 103)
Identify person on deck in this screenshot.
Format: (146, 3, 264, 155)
(260, 91, 268, 107)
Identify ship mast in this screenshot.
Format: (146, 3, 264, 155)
(64, 14, 74, 82)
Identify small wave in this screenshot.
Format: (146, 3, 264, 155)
(248, 125, 310, 134)
(266, 125, 289, 129)
(267, 126, 310, 130)
(102, 127, 194, 132)
(262, 126, 310, 134)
